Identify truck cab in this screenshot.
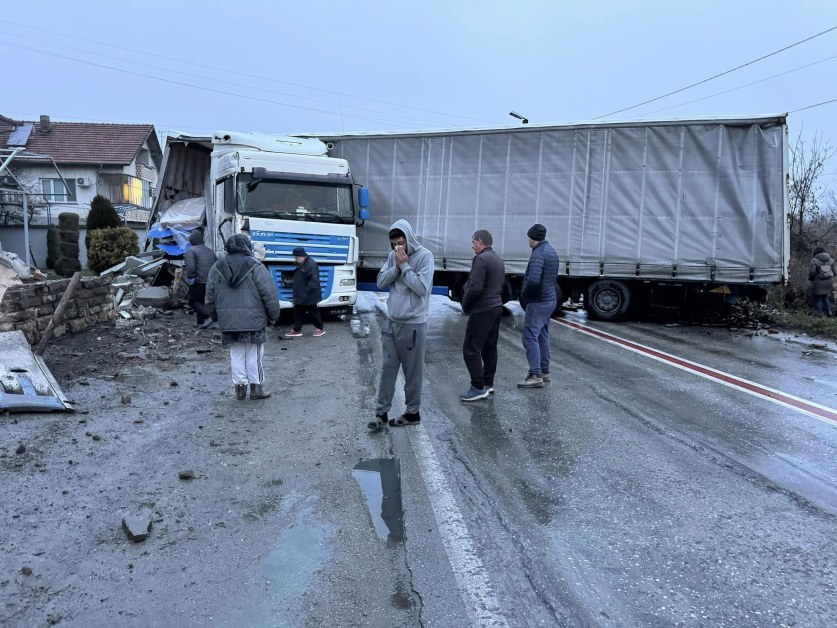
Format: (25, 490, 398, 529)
(149, 131, 369, 313)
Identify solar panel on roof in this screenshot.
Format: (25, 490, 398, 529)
(7, 123, 33, 147)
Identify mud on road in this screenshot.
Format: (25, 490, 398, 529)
(1, 308, 412, 627)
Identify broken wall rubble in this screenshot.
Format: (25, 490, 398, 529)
(0, 276, 115, 345)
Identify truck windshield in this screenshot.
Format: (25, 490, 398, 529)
(236, 175, 354, 224)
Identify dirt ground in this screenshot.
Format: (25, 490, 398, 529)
(1, 308, 228, 624)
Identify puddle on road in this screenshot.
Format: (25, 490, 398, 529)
(352, 459, 404, 547)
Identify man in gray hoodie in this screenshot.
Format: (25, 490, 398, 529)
(368, 220, 435, 429)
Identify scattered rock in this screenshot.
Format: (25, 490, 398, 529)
(20, 566, 32, 576)
(170, 380, 178, 387)
(121, 394, 132, 405)
(15, 443, 26, 455)
(178, 470, 197, 480)
(122, 514, 152, 542)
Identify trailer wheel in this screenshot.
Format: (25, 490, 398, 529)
(552, 284, 564, 316)
(501, 278, 513, 304)
(588, 280, 631, 321)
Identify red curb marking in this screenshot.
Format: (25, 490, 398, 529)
(554, 318, 837, 425)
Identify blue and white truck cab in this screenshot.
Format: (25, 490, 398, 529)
(149, 130, 369, 312)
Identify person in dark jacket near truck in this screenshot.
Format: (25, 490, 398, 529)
(285, 247, 325, 337)
(809, 246, 836, 317)
(206, 234, 281, 401)
(459, 229, 506, 401)
(518, 223, 560, 388)
(183, 229, 217, 328)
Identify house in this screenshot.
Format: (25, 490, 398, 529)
(0, 114, 163, 226)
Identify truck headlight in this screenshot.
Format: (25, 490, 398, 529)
(340, 278, 356, 286)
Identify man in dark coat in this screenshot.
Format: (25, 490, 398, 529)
(809, 246, 836, 317)
(183, 229, 217, 328)
(206, 234, 281, 400)
(460, 229, 506, 401)
(518, 223, 560, 388)
(285, 247, 325, 337)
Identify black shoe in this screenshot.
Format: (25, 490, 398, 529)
(235, 384, 247, 401)
(389, 411, 421, 427)
(249, 384, 271, 400)
(367, 412, 388, 430)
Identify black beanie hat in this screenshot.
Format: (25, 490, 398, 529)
(292, 247, 306, 257)
(527, 223, 547, 241)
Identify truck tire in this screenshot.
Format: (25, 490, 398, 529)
(501, 278, 513, 304)
(588, 280, 631, 321)
(552, 284, 564, 316)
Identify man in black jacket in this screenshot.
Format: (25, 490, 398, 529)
(460, 229, 506, 401)
(183, 229, 217, 328)
(285, 247, 325, 337)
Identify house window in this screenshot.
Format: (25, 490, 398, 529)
(40, 178, 76, 203)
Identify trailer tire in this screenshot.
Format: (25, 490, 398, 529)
(501, 278, 513, 304)
(588, 280, 631, 321)
(552, 284, 564, 316)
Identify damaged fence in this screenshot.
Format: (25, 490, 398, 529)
(0, 276, 116, 346)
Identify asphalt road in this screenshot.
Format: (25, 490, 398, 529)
(1, 294, 835, 627)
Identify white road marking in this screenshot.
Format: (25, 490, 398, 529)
(554, 318, 837, 427)
(409, 424, 508, 627)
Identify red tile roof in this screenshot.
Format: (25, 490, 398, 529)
(0, 118, 156, 166)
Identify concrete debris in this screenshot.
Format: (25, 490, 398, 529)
(121, 514, 152, 542)
(178, 470, 197, 480)
(15, 443, 26, 455)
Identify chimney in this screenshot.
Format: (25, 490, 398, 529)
(39, 115, 51, 133)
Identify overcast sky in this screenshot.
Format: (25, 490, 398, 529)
(3, 0, 837, 182)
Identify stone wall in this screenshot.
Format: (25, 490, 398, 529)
(0, 276, 115, 345)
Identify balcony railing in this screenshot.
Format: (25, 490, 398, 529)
(98, 174, 154, 210)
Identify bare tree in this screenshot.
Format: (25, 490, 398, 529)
(788, 132, 834, 252)
(0, 167, 51, 225)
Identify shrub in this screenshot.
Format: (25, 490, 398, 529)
(55, 212, 81, 277)
(45, 225, 60, 269)
(87, 226, 139, 274)
(85, 195, 122, 250)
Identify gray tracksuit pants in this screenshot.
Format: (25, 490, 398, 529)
(376, 319, 427, 415)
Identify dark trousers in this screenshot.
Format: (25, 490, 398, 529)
(188, 283, 212, 324)
(462, 306, 502, 389)
(293, 303, 323, 331)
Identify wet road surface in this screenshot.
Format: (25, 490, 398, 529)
(2, 295, 835, 626)
(354, 294, 837, 626)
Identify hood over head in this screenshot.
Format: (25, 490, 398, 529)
(225, 233, 253, 255)
(188, 230, 204, 245)
(220, 234, 260, 287)
(388, 219, 423, 254)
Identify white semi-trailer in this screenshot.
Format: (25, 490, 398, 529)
(323, 115, 789, 320)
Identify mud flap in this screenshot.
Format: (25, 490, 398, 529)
(0, 331, 74, 413)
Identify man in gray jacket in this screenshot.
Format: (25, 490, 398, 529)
(460, 229, 506, 401)
(183, 229, 217, 328)
(206, 234, 281, 401)
(368, 219, 435, 429)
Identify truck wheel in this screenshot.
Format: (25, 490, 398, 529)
(588, 280, 631, 321)
(552, 284, 564, 316)
(501, 278, 513, 304)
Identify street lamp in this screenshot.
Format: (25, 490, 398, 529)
(509, 111, 529, 124)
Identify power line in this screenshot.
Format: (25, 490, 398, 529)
(0, 17, 495, 126)
(0, 41, 428, 129)
(594, 24, 837, 120)
(634, 54, 837, 117)
(1, 32, 455, 128)
(790, 97, 837, 113)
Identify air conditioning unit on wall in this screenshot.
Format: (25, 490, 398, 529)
(76, 177, 91, 186)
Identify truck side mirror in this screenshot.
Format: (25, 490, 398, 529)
(358, 208, 370, 221)
(358, 187, 369, 210)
